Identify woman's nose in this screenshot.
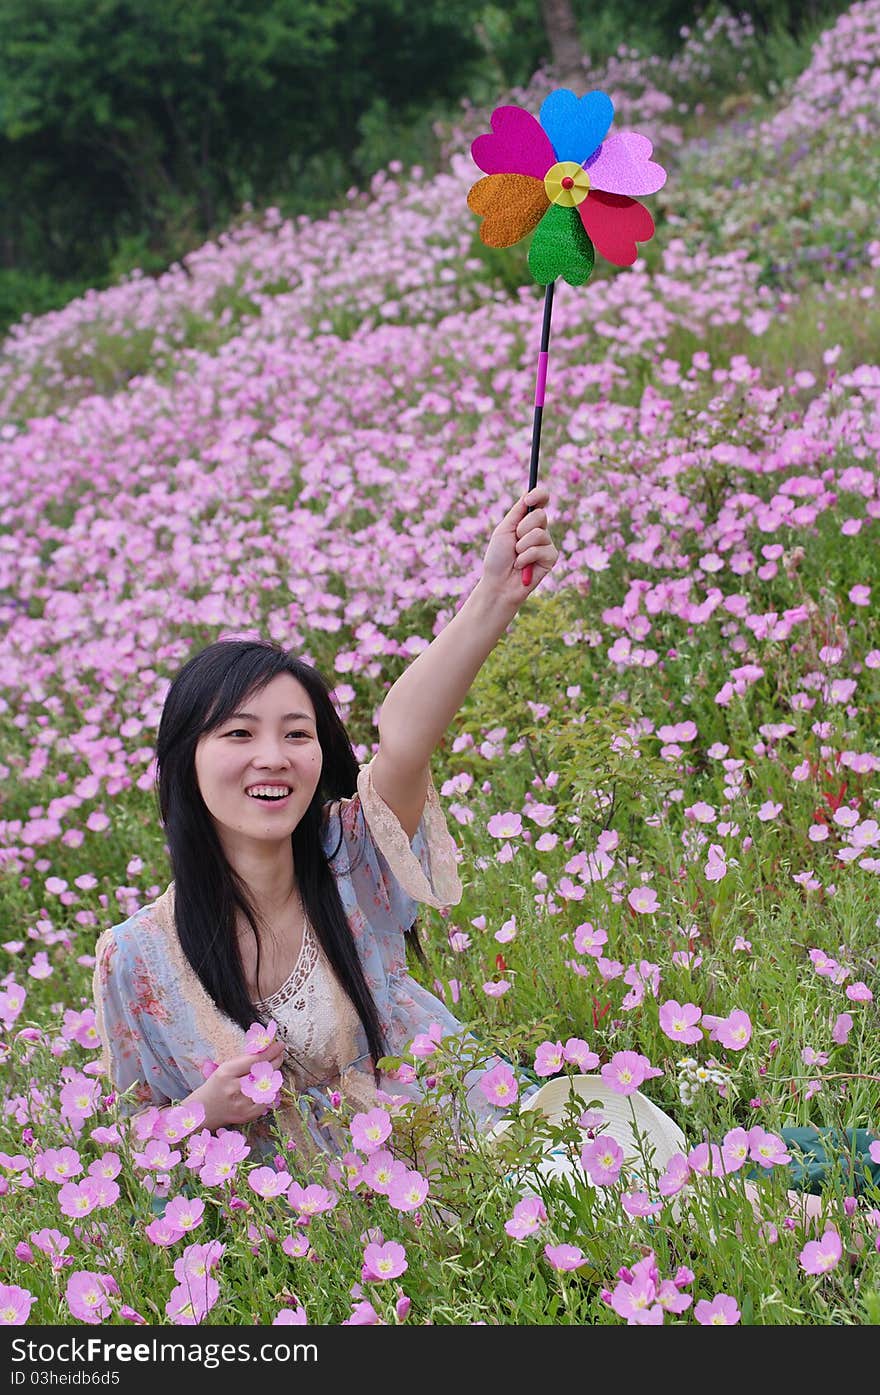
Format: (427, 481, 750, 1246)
(251, 742, 293, 767)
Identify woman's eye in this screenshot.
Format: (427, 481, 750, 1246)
(288, 731, 309, 739)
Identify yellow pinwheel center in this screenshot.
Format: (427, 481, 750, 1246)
(544, 161, 590, 207)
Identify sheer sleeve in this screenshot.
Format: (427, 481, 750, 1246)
(93, 927, 186, 1113)
(355, 756, 462, 910)
(324, 757, 462, 951)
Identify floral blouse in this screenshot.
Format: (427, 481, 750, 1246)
(93, 758, 522, 1160)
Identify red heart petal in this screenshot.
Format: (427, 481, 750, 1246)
(578, 191, 655, 267)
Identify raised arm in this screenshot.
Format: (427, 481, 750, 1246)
(373, 486, 557, 838)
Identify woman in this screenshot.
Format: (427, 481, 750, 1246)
(93, 487, 558, 1159)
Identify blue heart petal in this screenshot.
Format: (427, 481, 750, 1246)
(539, 89, 614, 165)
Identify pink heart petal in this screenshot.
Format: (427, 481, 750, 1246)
(471, 105, 557, 180)
(585, 132, 667, 197)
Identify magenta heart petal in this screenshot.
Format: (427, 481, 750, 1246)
(585, 132, 667, 196)
(471, 105, 557, 180)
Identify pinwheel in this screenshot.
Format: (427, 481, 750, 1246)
(467, 89, 667, 583)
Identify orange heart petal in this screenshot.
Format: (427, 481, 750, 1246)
(467, 174, 549, 248)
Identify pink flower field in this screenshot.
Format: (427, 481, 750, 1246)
(1, 3, 879, 1326)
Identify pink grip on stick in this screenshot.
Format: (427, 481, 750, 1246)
(534, 351, 549, 407)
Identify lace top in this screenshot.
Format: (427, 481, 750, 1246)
(253, 918, 361, 1092)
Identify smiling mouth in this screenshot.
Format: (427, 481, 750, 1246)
(246, 786, 293, 803)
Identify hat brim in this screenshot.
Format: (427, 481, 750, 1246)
(490, 1073, 687, 1174)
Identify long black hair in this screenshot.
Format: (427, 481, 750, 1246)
(155, 638, 392, 1074)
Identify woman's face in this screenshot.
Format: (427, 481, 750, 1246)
(194, 674, 324, 849)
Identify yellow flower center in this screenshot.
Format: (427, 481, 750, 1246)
(543, 161, 591, 207)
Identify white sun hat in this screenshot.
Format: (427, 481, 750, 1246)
(489, 1073, 688, 1192)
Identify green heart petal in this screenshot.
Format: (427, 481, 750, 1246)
(528, 205, 595, 286)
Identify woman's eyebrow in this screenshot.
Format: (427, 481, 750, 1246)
(227, 711, 315, 723)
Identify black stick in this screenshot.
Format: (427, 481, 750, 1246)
(522, 280, 555, 586)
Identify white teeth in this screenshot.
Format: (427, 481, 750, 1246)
(246, 785, 292, 798)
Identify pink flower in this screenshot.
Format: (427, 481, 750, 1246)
(658, 1153, 691, 1196)
(655, 1280, 691, 1313)
(627, 886, 658, 914)
(240, 1060, 282, 1105)
(600, 1050, 662, 1095)
(0, 1284, 34, 1324)
(846, 981, 873, 1003)
(410, 1022, 443, 1058)
(198, 1136, 247, 1187)
(119, 1306, 146, 1324)
(88, 1153, 121, 1180)
(133, 1138, 182, 1171)
(534, 1040, 565, 1076)
(387, 1170, 429, 1213)
(30, 1228, 70, 1261)
(562, 1037, 599, 1070)
(720, 1128, 750, 1174)
(482, 979, 511, 997)
(395, 1295, 411, 1323)
(544, 1243, 587, 1272)
(274, 1306, 307, 1324)
(66, 1271, 113, 1323)
(608, 1274, 662, 1324)
(350, 1108, 393, 1153)
(799, 1228, 843, 1275)
(747, 1126, 791, 1168)
(166, 1276, 220, 1325)
(163, 1196, 205, 1232)
(694, 1293, 741, 1325)
(145, 1217, 185, 1248)
(581, 1135, 624, 1186)
(573, 922, 607, 955)
(173, 1241, 225, 1280)
(477, 1062, 519, 1108)
(688, 1142, 726, 1178)
(248, 1166, 292, 1199)
(704, 1009, 752, 1051)
(704, 845, 727, 882)
(282, 1234, 312, 1259)
(658, 999, 703, 1044)
(504, 1195, 547, 1239)
(344, 1299, 381, 1325)
(362, 1240, 408, 1281)
(244, 1020, 277, 1053)
(58, 1180, 99, 1219)
(832, 1013, 853, 1045)
(487, 811, 522, 839)
(360, 1150, 406, 1196)
(287, 1182, 337, 1218)
(39, 1147, 82, 1184)
(621, 1191, 664, 1218)
(808, 948, 841, 978)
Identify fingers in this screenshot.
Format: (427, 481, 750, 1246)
(515, 523, 547, 550)
(224, 1043, 285, 1077)
(510, 485, 550, 518)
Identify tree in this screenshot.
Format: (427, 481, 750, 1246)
(0, 0, 483, 304)
(539, 0, 584, 90)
